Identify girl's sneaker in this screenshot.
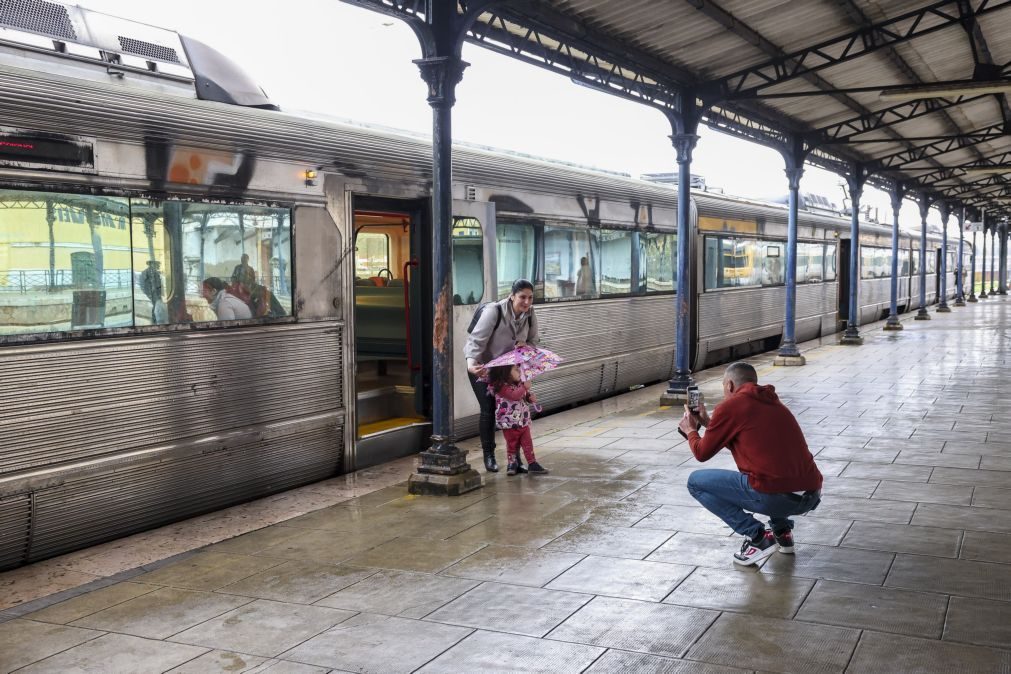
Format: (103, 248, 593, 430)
(527, 462, 549, 475)
(506, 462, 519, 476)
(514, 461, 528, 474)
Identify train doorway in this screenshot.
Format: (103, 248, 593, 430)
(351, 196, 433, 469)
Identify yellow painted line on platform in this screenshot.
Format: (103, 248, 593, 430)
(359, 416, 426, 436)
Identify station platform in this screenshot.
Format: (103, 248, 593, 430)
(2, 299, 1011, 673)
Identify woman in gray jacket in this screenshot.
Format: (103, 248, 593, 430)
(464, 279, 538, 472)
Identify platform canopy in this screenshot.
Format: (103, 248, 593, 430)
(351, 0, 1011, 216)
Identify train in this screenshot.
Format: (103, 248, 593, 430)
(0, 2, 962, 569)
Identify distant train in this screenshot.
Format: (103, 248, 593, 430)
(0, 1, 961, 568)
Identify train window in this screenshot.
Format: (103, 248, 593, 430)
(910, 249, 919, 275)
(355, 232, 390, 279)
(824, 244, 837, 281)
(131, 201, 292, 324)
(0, 190, 132, 334)
(902, 250, 912, 276)
(496, 221, 537, 300)
(642, 232, 676, 293)
(760, 241, 784, 285)
(704, 236, 760, 289)
(543, 226, 598, 300)
(599, 229, 632, 296)
(805, 243, 824, 283)
(452, 217, 483, 305)
(927, 250, 937, 274)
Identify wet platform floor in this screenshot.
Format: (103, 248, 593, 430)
(3, 298, 1011, 673)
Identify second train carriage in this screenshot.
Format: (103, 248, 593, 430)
(0, 1, 962, 568)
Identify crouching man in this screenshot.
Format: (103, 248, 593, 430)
(678, 362, 823, 566)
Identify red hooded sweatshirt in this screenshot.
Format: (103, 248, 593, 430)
(687, 382, 822, 494)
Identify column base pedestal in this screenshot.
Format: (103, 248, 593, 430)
(967, 296, 978, 303)
(883, 320, 904, 331)
(936, 305, 951, 313)
(660, 391, 690, 406)
(914, 312, 931, 320)
(954, 299, 965, 306)
(840, 334, 864, 345)
(407, 448, 483, 496)
(773, 354, 806, 366)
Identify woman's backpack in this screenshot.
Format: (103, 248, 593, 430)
(467, 302, 503, 334)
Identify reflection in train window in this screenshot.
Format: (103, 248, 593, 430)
(452, 217, 483, 305)
(860, 246, 891, 279)
(599, 229, 632, 296)
(355, 233, 390, 279)
(824, 244, 838, 281)
(496, 221, 537, 300)
(762, 242, 784, 285)
(543, 226, 598, 300)
(131, 200, 292, 325)
(0, 189, 132, 334)
(642, 232, 676, 293)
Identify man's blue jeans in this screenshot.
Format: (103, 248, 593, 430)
(687, 469, 821, 540)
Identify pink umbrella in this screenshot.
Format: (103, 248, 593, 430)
(484, 345, 563, 382)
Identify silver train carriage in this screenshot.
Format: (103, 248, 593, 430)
(0, 3, 958, 569)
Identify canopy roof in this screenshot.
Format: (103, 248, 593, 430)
(355, 0, 1011, 221)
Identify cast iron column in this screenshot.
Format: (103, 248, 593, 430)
(968, 228, 979, 302)
(407, 49, 482, 496)
(954, 206, 966, 306)
(980, 221, 988, 298)
(661, 97, 700, 403)
(775, 136, 806, 365)
(884, 183, 904, 330)
(841, 165, 868, 344)
(914, 197, 931, 320)
(937, 202, 951, 312)
(994, 222, 1002, 293)
(989, 228, 996, 295)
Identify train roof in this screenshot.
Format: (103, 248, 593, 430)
(0, 59, 949, 245)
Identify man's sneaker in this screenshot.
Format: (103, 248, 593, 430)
(506, 462, 519, 476)
(774, 529, 794, 554)
(527, 461, 549, 475)
(733, 530, 777, 566)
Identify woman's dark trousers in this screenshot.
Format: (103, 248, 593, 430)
(468, 372, 498, 472)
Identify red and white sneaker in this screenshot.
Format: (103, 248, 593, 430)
(774, 529, 794, 554)
(733, 530, 777, 566)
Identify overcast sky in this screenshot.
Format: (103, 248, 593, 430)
(77, 0, 948, 233)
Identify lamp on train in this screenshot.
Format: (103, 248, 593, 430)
(304, 169, 318, 187)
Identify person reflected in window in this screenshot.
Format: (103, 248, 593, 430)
(230, 254, 257, 290)
(575, 256, 594, 295)
(139, 260, 168, 323)
(201, 277, 252, 321)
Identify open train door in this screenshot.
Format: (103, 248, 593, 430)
(351, 195, 433, 469)
(450, 199, 497, 440)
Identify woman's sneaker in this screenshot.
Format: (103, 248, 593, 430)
(774, 529, 794, 554)
(733, 530, 777, 566)
(527, 461, 549, 475)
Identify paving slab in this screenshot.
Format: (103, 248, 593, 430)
(425, 582, 590, 637)
(840, 521, 962, 557)
(0, 620, 103, 673)
(663, 566, 814, 619)
(583, 650, 752, 673)
(417, 630, 604, 673)
(15, 632, 208, 674)
(847, 630, 1011, 673)
(281, 613, 471, 673)
(684, 612, 859, 674)
(547, 596, 718, 659)
(794, 580, 947, 638)
(546, 555, 693, 601)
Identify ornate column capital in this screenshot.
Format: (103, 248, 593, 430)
(414, 56, 469, 108)
(784, 166, 804, 192)
(669, 133, 700, 165)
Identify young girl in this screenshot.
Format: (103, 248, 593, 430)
(486, 364, 548, 476)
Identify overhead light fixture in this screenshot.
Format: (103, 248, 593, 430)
(963, 166, 1011, 176)
(879, 79, 1011, 101)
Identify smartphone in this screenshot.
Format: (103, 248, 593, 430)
(677, 385, 701, 439)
